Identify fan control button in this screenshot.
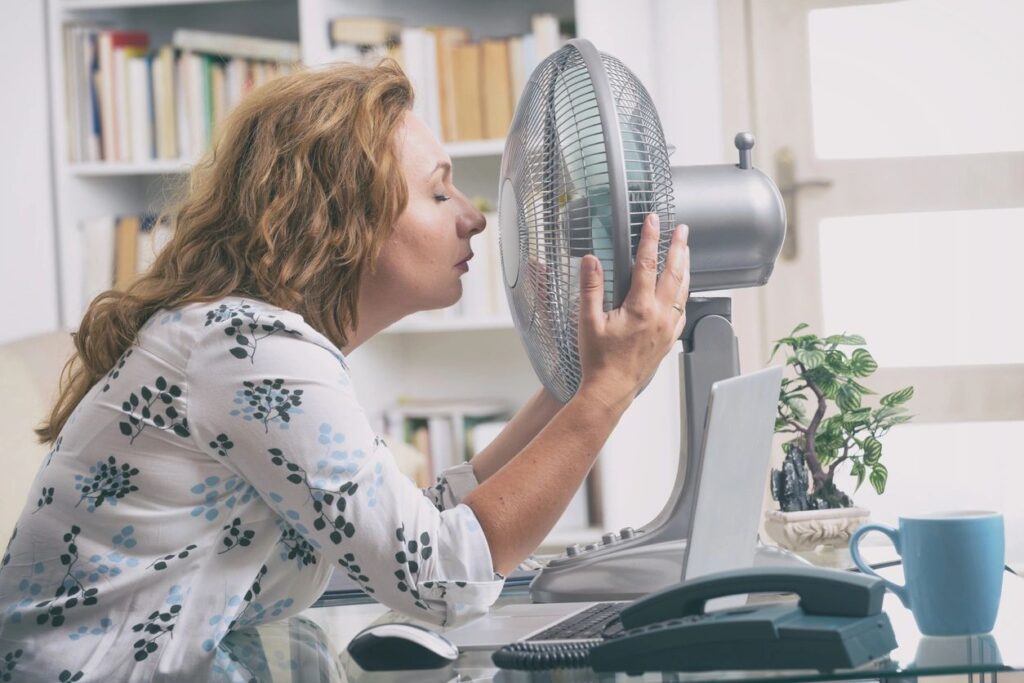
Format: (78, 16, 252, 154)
(619, 527, 637, 540)
(565, 544, 582, 557)
(601, 533, 618, 546)
(584, 543, 599, 552)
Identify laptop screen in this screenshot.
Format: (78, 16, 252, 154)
(681, 365, 784, 582)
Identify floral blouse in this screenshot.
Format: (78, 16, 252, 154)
(0, 298, 503, 682)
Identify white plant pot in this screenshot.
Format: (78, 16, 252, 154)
(763, 506, 871, 552)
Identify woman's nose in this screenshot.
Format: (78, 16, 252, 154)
(459, 202, 486, 237)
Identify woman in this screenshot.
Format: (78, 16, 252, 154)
(0, 61, 690, 681)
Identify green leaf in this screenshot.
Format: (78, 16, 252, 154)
(789, 322, 810, 336)
(818, 375, 841, 399)
(873, 405, 904, 422)
(795, 335, 821, 350)
(863, 436, 882, 465)
(850, 459, 867, 491)
(842, 407, 872, 425)
(825, 333, 867, 346)
(795, 348, 827, 369)
(849, 348, 879, 377)
(881, 386, 914, 406)
(837, 384, 862, 411)
(825, 350, 848, 373)
(846, 379, 875, 395)
(869, 463, 888, 495)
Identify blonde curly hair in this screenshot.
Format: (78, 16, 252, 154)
(39, 60, 413, 443)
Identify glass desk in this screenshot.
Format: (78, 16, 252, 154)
(294, 563, 1024, 682)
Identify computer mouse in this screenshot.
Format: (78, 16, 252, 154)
(347, 622, 459, 671)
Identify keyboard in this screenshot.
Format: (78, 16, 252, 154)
(525, 602, 626, 642)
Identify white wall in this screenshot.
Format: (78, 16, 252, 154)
(0, 2, 60, 344)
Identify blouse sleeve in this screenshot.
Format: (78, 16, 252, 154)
(421, 463, 483, 513)
(186, 320, 504, 627)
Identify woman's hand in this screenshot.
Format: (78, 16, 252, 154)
(576, 213, 690, 412)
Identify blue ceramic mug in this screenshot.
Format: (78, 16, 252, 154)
(850, 511, 1004, 636)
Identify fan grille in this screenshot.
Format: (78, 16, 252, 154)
(500, 41, 675, 403)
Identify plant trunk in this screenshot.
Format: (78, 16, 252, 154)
(803, 386, 830, 494)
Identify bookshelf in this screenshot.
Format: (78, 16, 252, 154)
(45, 0, 609, 544)
(68, 138, 509, 178)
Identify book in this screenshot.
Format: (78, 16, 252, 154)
(114, 214, 140, 290)
(329, 17, 401, 46)
(171, 29, 300, 64)
(126, 55, 152, 163)
(426, 415, 454, 479)
(97, 31, 148, 161)
(136, 214, 172, 274)
(451, 42, 482, 141)
(399, 27, 442, 139)
(80, 215, 116, 302)
(480, 39, 513, 139)
(429, 26, 469, 142)
(210, 59, 226, 135)
(115, 40, 148, 160)
(151, 45, 177, 160)
(80, 28, 103, 162)
(508, 36, 526, 108)
(385, 399, 509, 476)
(532, 14, 561, 62)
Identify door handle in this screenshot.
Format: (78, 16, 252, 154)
(775, 147, 834, 260)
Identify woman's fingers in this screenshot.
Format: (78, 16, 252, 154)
(578, 254, 606, 333)
(624, 213, 661, 311)
(656, 224, 690, 307)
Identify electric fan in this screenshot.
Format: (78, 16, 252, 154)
(498, 39, 792, 601)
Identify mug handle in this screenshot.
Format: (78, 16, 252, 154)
(849, 523, 910, 608)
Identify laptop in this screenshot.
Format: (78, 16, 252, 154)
(444, 365, 784, 650)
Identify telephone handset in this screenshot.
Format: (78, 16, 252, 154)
(493, 567, 898, 674)
(620, 565, 885, 628)
(592, 566, 896, 674)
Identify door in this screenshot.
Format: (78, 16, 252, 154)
(736, 0, 1024, 560)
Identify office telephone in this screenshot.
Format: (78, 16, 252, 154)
(492, 566, 898, 674)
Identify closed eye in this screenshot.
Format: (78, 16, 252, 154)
(434, 194, 451, 202)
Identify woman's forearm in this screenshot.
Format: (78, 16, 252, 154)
(469, 386, 563, 483)
(462, 387, 629, 575)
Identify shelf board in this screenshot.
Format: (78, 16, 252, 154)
(59, 0, 254, 10)
(68, 159, 194, 177)
(384, 314, 514, 334)
(65, 139, 503, 176)
(443, 138, 506, 159)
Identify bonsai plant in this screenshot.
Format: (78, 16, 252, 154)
(769, 323, 915, 513)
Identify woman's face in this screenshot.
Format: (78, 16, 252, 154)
(372, 110, 486, 314)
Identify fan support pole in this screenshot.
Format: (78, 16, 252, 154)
(644, 297, 738, 543)
(530, 297, 801, 602)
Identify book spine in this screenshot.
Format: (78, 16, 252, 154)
(127, 56, 151, 163)
(172, 28, 300, 63)
(452, 42, 482, 141)
(114, 46, 130, 160)
(97, 32, 116, 161)
(481, 39, 513, 140)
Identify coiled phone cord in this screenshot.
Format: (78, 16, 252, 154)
(491, 639, 598, 670)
